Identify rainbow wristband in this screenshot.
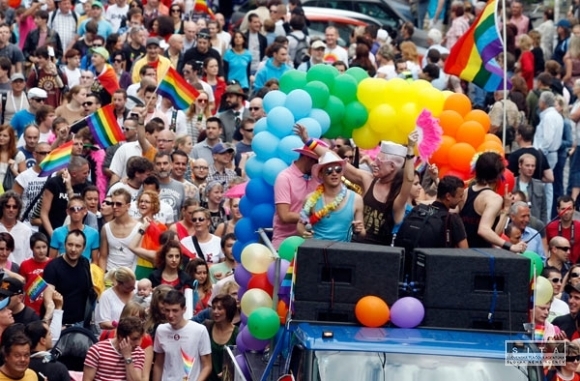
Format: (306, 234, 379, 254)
(306, 139, 318, 150)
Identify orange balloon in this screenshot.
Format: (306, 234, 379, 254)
(464, 109, 491, 133)
(277, 300, 288, 325)
(456, 121, 485, 148)
(444, 93, 472, 117)
(484, 134, 502, 144)
(438, 165, 452, 178)
(355, 296, 390, 328)
(449, 143, 476, 173)
(438, 110, 464, 137)
(477, 140, 505, 155)
(430, 135, 456, 166)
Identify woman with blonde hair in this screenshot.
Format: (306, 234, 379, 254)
(517, 34, 535, 91)
(185, 90, 212, 143)
(95, 267, 137, 330)
(528, 30, 545, 76)
(55, 85, 87, 125)
(564, 36, 580, 89)
(399, 41, 421, 79)
(0, 125, 25, 187)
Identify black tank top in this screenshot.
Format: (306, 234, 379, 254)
(460, 185, 493, 248)
(354, 178, 391, 245)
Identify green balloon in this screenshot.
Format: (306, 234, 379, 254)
(324, 123, 344, 139)
(304, 80, 330, 109)
(346, 67, 370, 83)
(331, 74, 359, 104)
(278, 236, 305, 261)
(324, 95, 346, 126)
(522, 251, 544, 279)
(279, 70, 307, 94)
(343, 101, 369, 130)
(306, 65, 339, 90)
(248, 307, 280, 340)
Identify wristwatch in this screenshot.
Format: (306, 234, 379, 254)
(124, 357, 133, 364)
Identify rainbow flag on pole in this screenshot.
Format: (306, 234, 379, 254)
(39, 140, 73, 176)
(157, 67, 200, 111)
(181, 348, 194, 377)
(443, 0, 510, 91)
(87, 104, 125, 149)
(27, 275, 48, 302)
(193, 0, 215, 18)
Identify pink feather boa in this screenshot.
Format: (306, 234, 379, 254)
(89, 149, 107, 203)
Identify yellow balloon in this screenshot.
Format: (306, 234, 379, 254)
(352, 125, 380, 149)
(240, 288, 273, 316)
(357, 78, 388, 110)
(241, 243, 274, 274)
(535, 276, 554, 305)
(384, 78, 412, 109)
(410, 79, 433, 91)
(418, 87, 445, 117)
(368, 104, 396, 133)
(397, 103, 420, 135)
(379, 126, 407, 145)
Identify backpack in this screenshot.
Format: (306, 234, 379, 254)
(394, 203, 452, 252)
(288, 33, 309, 69)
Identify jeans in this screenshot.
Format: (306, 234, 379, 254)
(553, 152, 568, 217)
(544, 150, 558, 220)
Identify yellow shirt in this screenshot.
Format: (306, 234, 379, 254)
(0, 369, 38, 381)
(131, 56, 172, 84)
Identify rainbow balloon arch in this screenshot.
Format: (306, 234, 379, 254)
(230, 66, 515, 370)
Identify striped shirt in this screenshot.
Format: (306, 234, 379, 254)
(84, 339, 145, 381)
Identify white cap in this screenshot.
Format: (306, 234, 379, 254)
(377, 29, 388, 41)
(380, 141, 407, 157)
(28, 87, 48, 99)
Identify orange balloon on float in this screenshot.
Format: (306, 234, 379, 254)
(430, 135, 456, 166)
(464, 110, 491, 133)
(277, 300, 288, 324)
(456, 121, 486, 149)
(484, 134, 502, 144)
(444, 93, 472, 117)
(438, 110, 464, 137)
(355, 296, 390, 328)
(449, 143, 476, 173)
(477, 140, 505, 155)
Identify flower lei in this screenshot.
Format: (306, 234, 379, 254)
(300, 185, 347, 225)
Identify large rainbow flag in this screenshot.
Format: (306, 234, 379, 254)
(39, 140, 73, 176)
(444, 0, 510, 91)
(87, 104, 125, 149)
(157, 67, 200, 111)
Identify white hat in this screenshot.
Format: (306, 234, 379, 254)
(312, 152, 345, 179)
(28, 87, 48, 99)
(377, 29, 388, 42)
(380, 141, 407, 157)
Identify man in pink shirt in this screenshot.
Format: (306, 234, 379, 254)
(272, 144, 320, 248)
(509, 0, 530, 45)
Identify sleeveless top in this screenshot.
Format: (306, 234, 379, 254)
(460, 185, 493, 248)
(104, 223, 141, 272)
(355, 178, 390, 245)
(313, 191, 356, 242)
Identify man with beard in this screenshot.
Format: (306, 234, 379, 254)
(154, 151, 185, 222)
(191, 158, 209, 204)
(171, 150, 198, 201)
(207, 143, 237, 190)
(183, 29, 224, 77)
(218, 84, 249, 142)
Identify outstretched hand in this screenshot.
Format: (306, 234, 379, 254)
(408, 130, 419, 148)
(294, 124, 309, 144)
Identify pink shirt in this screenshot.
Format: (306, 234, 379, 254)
(18, 16, 36, 50)
(509, 15, 530, 44)
(272, 163, 320, 248)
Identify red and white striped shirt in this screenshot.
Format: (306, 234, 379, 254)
(84, 339, 145, 381)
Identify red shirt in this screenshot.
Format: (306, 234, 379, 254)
(19, 258, 51, 315)
(546, 220, 580, 264)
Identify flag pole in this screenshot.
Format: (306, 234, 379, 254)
(501, 0, 508, 150)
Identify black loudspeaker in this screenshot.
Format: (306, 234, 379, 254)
(412, 248, 530, 331)
(293, 240, 403, 322)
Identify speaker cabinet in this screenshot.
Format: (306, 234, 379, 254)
(293, 301, 357, 323)
(422, 308, 529, 332)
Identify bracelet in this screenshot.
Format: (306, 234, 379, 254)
(306, 138, 318, 151)
(138, 228, 145, 235)
(502, 241, 513, 251)
(406, 154, 414, 160)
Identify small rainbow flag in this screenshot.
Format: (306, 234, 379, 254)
(87, 104, 125, 149)
(27, 275, 48, 302)
(97, 64, 120, 96)
(157, 67, 200, 111)
(279, 260, 295, 297)
(39, 140, 73, 176)
(193, 0, 215, 18)
(181, 348, 194, 377)
(443, 0, 510, 91)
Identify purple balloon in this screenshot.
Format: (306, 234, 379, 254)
(237, 286, 247, 301)
(235, 354, 252, 381)
(390, 297, 425, 328)
(234, 266, 252, 288)
(236, 331, 248, 352)
(240, 312, 248, 325)
(241, 326, 269, 351)
(266, 260, 291, 285)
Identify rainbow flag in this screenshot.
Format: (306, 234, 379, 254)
(39, 140, 73, 176)
(157, 66, 200, 111)
(443, 0, 510, 91)
(193, 0, 215, 18)
(534, 324, 544, 341)
(181, 348, 194, 377)
(27, 275, 48, 302)
(87, 104, 125, 149)
(97, 64, 120, 96)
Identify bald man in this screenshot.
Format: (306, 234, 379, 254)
(164, 34, 185, 73)
(546, 236, 572, 278)
(183, 21, 197, 52)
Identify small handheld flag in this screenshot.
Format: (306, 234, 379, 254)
(27, 275, 48, 302)
(87, 104, 125, 149)
(38, 140, 73, 177)
(157, 67, 200, 111)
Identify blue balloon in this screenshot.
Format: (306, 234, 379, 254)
(309, 108, 331, 135)
(263, 158, 288, 186)
(239, 196, 253, 217)
(246, 178, 274, 205)
(285, 89, 312, 120)
(234, 217, 259, 243)
(254, 117, 268, 134)
(252, 131, 280, 161)
(245, 156, 264, 180)
(250, 203, 275, 229)
(277, 135, 303, 164)
(267, 107, 295, 139)
(232, 240, 245, 263)
(297, 117, 322, 139)
(263, 90, 287, 114)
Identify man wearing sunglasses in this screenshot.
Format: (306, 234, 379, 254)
(545, 236, 572, 278)
(541, 266, 570, 321)
(11, 88, 46, 139)
(297, 152, 364, 242)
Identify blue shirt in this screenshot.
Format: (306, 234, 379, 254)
(77, 18, 113, 39)
(50, 224, 100, 260)
(10, 110, 35, 138)
(223, 49, 252, 90)
(522, 226, 545, 260)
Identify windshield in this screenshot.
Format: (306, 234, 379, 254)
(314, 351, 536, 381)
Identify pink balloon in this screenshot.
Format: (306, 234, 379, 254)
(390, 297, 425, 328)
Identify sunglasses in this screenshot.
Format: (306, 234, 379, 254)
(567, 356, 580, 362)
(35, 151, 51, 155)
(171, 8, 181, 12)
(551, 277, 562, 283)
(243, 128, 254, 132)
(571, 272, 580, 278)
(31, 98, 45, 102)
(249, 107, 261, 111)
(344, 155, 353, 159)
(193, 166, 208, 170)
(557, 246, 571, 251)
(82, 101, 94, 107)
(102, 200, 113, 206)
(3, 205, 17, 210)
(114, 58, 123, 63)
(68, 206, 85, 212)
(192, 217, 206, 222)
(92, 44, 103, 47)
(324, 165, 343, 176)
(112, 202, 125, 208)
(198, 33, 210, 39)
(197, 98, 208, 103)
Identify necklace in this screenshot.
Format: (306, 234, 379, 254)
(300, 185, 347, 225)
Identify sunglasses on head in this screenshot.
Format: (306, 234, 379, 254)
(324, 165, 343, 176)
(192, 217, 206, 222)
(68, 206, 85, 212)
(198, 33, 210, 39)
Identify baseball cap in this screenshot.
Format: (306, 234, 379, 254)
(0, 277, 24, 298)
(91, 0, 104, 8)
(557, 19, 571, 29)
(311, 40, 326, 50)
(91, 46, 109, 61)
(212, 143, 235, 155)
(10, 73, 25, 82)
(146, 37, 160, 47)
(198, 28, 210, 40)
(28, 87, 48, 100)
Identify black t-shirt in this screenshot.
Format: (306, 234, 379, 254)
(29, 354, 71, 381)
(40, 175, 90, 237)
(43, 256, 92, 325)
(430, 201, 467, 247)
(122, 43, 146, 70)
(552, 313, 576, 339)
(508, 147, 550, 180)
(183, 47, 224, 77)
(13, 305, 40, 325)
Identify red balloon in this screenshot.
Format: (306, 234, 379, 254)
(496, 169, 515, 196)
(247, 273, 274, 296)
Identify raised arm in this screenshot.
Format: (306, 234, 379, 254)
(392, 132, 419, 225)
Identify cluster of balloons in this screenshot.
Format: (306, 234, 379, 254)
(522, 251, 553, 306)
(355, 295, 425, 329)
